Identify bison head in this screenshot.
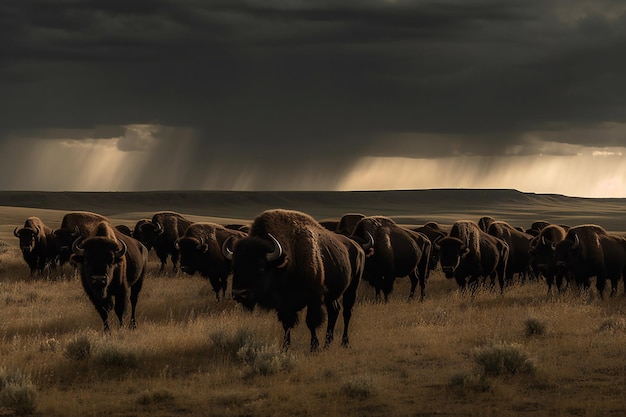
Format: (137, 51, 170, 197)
(72, 236, 127, 299)
(176, 237, 209, 275)
(223, 233, 283, 310)
(553, 234, 581, 273)
(14, 227, 37, 252)
(132, 221, 162, 251)
(529, 235, 558, 271)
(436, 237, 470, 279)
(52, 226, 81, 262)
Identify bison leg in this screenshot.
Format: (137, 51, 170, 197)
(95, 301, 113, 332)
(129, 280, 144, 329)
(113, 292, 128, 328)
(171, 250, 180, 272)
(278, 311, 298, 351)
(340, 288, 357, 347)
(155, 248, 168, 273)
(324, 300, 341, 348)
(408, 270, 426, 302)
(305, 303, 325, 352)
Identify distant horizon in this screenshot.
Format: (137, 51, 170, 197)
(0, 187, 623, 200)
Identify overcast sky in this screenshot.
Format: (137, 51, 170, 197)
(1, 0, 625, 197)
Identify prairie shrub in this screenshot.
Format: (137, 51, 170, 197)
(474, 343, 535, 377)
(64, 335, 91, 361)
(524, 317, 546, 337)
(0, 368, 38, 415)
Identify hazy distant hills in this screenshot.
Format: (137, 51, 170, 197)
(0, 189, 624, 231)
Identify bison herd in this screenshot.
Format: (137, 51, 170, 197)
(11, 209, 626, 350)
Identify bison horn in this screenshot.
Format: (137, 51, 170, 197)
(572, 234, 580, 250)
(222, 236, 234, 260)
(72, 226, 81, 237)
(13, 226, 21, 237)
(198, 237, 209, 253)
(174, 239, 180, 250)
(155, 222, 164, 235)
(115, 239, 127, 259)
(72, 237, 86, 257)
(266, 233, 283, 262)
(360, 232, 374, 252)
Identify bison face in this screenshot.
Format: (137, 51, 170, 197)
(226, 234, 284, 311)
(530, 236, 557, 271)
(133, 221, 162, 251)
(176, 237, 208, 276)
(72, 237, 126, 299)
(52, 227, 81, 262)
(437, 237, 470, 279)
(15, 228, 36, 252)
(553, 236, 580, 274)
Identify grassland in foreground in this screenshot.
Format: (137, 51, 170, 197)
(0, 190, 626, 416)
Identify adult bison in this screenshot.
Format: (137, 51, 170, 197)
(132, 212, 192, 272)
(478, 216, 496, 233)
(554, 225, 626, 297)
(487, 221, 535, 284)
(336, 213, 366, 236)
(350, 216, 431, 302)
(72, 221, 148, 331)
(528, 224, 569, 294)
(14, 217, 52, 277)
(437, 220, 509, 293)
(53, 211, 111, 268)
(222, 209, 364, 351)
(412, 225, 446, 275)
(176, 222, 247, 301)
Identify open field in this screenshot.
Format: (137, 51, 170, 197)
(1, 189, 626, 416)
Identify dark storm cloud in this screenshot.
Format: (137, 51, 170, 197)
(1, 0, 625, 180)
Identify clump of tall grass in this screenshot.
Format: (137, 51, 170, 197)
(449, 342, 535, 394)
(237, 344, 298, 377)
(208, 326, 297, 377)
(449, 372, 491, 394)
(135, 388, 176, 406)
(93, 341, 140, 368)
(64, 335, 91, 361)
(210, 328, 256, 358)
(340, 374, 378, 399)
(473, 343, 535, 377)
(0, 367, 38, 415)
(524, 317, 546, 337)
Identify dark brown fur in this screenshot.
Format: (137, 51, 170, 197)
(226, 209, 364, 351)
(14, 216, 51, 276)
(351, 216, 431, 302)
(177, 222, 247, 300)
(72, 221, 148, 331)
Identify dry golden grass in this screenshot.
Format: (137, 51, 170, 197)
(1, 191, 626, 416)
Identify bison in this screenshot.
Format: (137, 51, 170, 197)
(412, 225, 446, 275)
(554, 225, 626, 298)
(71, 221, 148, 331)
(487, 221, 535, 285)
(132, 211, 192, 272)
(176, 222, 247, 301)
(437, 220, 509, 293)
(14, 216, 52, 277)
(528, 224, 569, 294)
(222, 209, 364, 351)
(350, 216, 431, 302)
(478, 216, 496, 233)
(336, 213, 366, 236)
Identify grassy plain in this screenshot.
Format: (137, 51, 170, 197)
(0, 189, 625, 416)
